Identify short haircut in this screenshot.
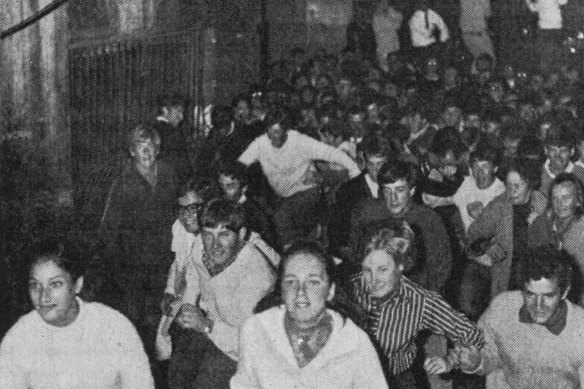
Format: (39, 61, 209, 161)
(320, 120, 351, 140)
(549, 173, 584, 218)
(29, 238, 85, 281)
(178, 177, 220, 203)
(199, 198, 246, 233)
(211, 105, 233, 129)
(231, 93, 251, 109)
(359, 133, 391, 160)
(127, 124, 161, 151)
(507, 157, 542, 190)
(359, 220, 417, 271)
(378, 159, 417, 187)
(500, 118, 528, 141)
(517, 135, 545, 164)
(157, 93, 185, 110)
(544, 124, 575, 148)
(279, 240, 337, 286)
(470, 139, 501, 166)
(264, 106, 293, 129)
(428, 127, 467, 158)
(216, 160, 248, 187)
(519, 245, 573, 293)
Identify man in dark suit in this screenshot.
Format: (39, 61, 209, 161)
(152, 93, 192, 184)
(328, 135, 390, 258)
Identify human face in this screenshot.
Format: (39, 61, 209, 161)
(365, 155, 388, 183)
(201, 225, 243, 267)
(131, 140, 158, 170)
(267, 123, 288, 148)
(488, 83, 504, 103)
(29, 258, 82, 327)
(218, 174, 244, 202)
(522, 277, 567, 324)
(234, 100, 251, 123)
(336, 79, 352, 98)
(551, 181, 579, 221)
(282, 253, 334, 328)
(464, 114, 481, 129)
(506, 171, 531, 205)
(546, 145, 573, 173)
(502, 137, 520, 158)
(472, 160, 496, 190)
(382, 179, 412, 217)
(178, 191, 204, 233)
(165, 106, 184, 127)
(362, 249, 403, 298)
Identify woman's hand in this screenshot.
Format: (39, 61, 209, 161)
(454, 344, 482, 372)
(424, 356, 453, 375)
(176, 304, 214, 333)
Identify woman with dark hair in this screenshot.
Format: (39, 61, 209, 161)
(0, 239, 154, 388)
(231, 241, 388, 389)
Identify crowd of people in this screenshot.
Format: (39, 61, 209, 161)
(2, 0, 584, 387)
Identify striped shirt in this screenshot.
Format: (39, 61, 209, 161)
(350, 275, 484, 376)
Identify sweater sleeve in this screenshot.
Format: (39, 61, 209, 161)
(301, 134, 361, 179)
(238, 138, 261, 166)
(474, 297, 506, 375)
(230, 319, 261, 389)
(0, 324, 27, 389)
(115, 315, 155, 389)
(354, 332, 391, 389)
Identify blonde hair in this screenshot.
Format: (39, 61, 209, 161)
(360, 220, 416, 271)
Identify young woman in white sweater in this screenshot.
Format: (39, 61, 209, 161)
(0, 239, 154, 389)
(231, 241, 388, 389)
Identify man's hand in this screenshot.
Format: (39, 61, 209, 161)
(176, 304, 213, 333)
(454, 344, 482, 372)
(424, 356, 453, 375)
(474, 253, 493, 267)
(160, 293, 177, 316)
(467, 201, 485, 219)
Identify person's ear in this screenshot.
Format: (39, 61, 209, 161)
(327, 283, 336, 302)
(74, 276, 84, 295)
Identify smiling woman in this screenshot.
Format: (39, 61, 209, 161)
(0, 238, 154, 389)
(231, 241, 389, 389)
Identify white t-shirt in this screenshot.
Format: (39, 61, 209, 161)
(165, 219, 197, 296)
(0, 300, 154, 389)
(452, 175, 505, 232)
(408, 9, 450, 48)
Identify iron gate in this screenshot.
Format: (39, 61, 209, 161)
(69, 28, 205, 229)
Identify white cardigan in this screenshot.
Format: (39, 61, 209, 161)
(231, 307, 389, 389)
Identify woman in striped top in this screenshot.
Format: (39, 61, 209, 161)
(349, 220, 484, 388)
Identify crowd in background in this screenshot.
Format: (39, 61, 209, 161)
(3, 0, 584, 388)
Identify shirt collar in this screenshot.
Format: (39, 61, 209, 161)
(156, 115, 169, 123)
(544, 159, 575, 179)
(364, 174, 379, 199)
(518, 299, 568, 335)
(371, 278, 405, 307)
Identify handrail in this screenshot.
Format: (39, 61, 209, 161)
(0, 0, 70, 40)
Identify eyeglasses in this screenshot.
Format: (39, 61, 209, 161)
(179, 203, 204, 214)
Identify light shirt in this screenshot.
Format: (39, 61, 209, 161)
(364, 173, 380, 199)
(165, 219, 197, 295)
(527, 0, 568, 30)
(239, 130, 360, 198)
(452, 175, 506, 232)
(408, 9, 450, 47)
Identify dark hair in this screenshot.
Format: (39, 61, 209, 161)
(264, 106, 293, 130)
(378, 159, 417, 187)
(549, 173, 584, 218)
(178, 177, 221, 203)
(428, 127, 467, 158)
(216, 160, 248, 187)
(359, 133, 391, 160)
(29, 238, 85, 281)
(199, 198, 247, 233)
(517, 135, 545, 164)
(211, 105, 233, 129)
(278, 240, 337, 287)
(470, 139, 501, 166)
(519, 245, 573, 293)
(231, 93, 251, 110)
(157, 93, 185, 111)
(506, 158, 542, 190)
(544, 124, 575, 148)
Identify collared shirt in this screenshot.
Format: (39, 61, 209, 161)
(364, 173, 379, 199)
(350, 276, 484, 376)
(519, 299, 568, 335)
(544, 159, 574, 179)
